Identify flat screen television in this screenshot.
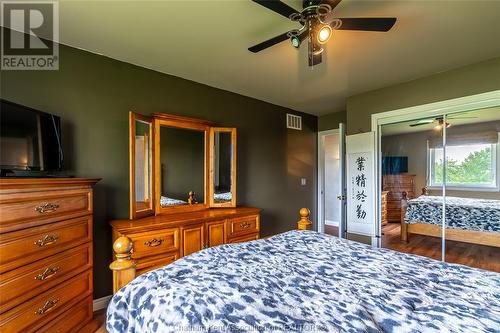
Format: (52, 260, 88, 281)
(382, 156, 408, 175)
(0, 99, 63, 177)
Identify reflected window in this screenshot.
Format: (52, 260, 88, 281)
(429, 140, 498, 189)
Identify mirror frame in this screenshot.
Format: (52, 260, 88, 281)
(153, 113, 212, 214)
(129, 112, 155, 219)
(209, 128, 237, 207)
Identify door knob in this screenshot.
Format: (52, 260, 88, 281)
(337, 195, 346, 200)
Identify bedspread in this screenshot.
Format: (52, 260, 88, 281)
(107, 230, 499, 332)
(405, 195, 500, 232)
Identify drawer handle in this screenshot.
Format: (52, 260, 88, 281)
(35, 266, 60, 281)
(144, 238, 163, 247)
(35, 298, 59, 315)
(239, 222, 251, 229)
(35, 202, 60, 214)
(34, 234, 59, 247)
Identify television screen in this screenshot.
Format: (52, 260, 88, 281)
(0, 100, 63, 175)
(382, 156, 408, 175)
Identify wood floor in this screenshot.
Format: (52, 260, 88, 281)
(382, 222, 500, 272)
(324, 224, 339, 237)
(80, 310, 106, 333)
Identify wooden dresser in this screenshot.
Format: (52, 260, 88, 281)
(383, 174, 415, 223)
(111, 207, 261, 275)
(0, 178, 99, 332)
(381, 191, 389, 225)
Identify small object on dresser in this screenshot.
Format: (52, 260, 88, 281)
(188, 191, 196, 205)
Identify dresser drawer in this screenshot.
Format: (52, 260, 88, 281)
(386, 191, 415, 200)
(0, 188, 92, 233)
(387, 201, 402, 210)
(0, 243, 91, 313)
(227, 215, 259, 237)
(136, 252, 179, 276)
(38, 295, 92, 333)
(0, 216, 92, 273)
(228, 232, 259, 244)
(387, 211, 402, 221)
(0, 270, 91, 333)
(128, 228, 179, 259)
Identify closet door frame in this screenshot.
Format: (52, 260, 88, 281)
(370, 90, 500, 252)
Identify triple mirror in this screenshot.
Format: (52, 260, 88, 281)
(129, 112, 237, 219)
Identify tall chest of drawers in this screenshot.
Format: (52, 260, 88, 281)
(382, 174, 415, 223)
(0, 178, 99, 332)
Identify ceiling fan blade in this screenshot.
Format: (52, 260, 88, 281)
(409, 119, 435, 127)
(409, 122, 432, 127)
(252, 0, 299, 19)
(447, 116, 478, 119)
(248, 31, 290, 53)
(335, 17, 397, 32)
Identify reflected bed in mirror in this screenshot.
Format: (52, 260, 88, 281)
(159, 126, 205, 208)
(210, 128, 236, 207)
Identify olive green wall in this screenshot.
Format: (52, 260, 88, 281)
(346, 57, 500, 134)
(0, 44, 317, 298)
(318, 110, 346, 131)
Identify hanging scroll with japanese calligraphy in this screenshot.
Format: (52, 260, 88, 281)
(346, 132, 376, 237)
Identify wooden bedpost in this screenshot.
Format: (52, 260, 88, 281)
(297, 208, 312, 230)
(422, 186, 429, 196)
(110, 236, 136, 293)
(400, 191, 409, 242)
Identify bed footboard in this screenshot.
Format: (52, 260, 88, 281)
(109, 236, 136, 293)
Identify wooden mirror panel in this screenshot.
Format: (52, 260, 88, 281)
(129, 112, 154, 219)
(154, 114, 211, 214)
(209, 128, 237, 207)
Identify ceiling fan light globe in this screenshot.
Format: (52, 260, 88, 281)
(317, 25, 332, 44)
(290, 36, 301, 48)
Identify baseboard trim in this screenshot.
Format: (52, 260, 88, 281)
(325, 220, 339, 227)
(93, 295, 112, 312)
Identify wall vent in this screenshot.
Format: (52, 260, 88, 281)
(286, 114, 302, 130)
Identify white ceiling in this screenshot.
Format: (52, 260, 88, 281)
(50, 1, 500, 115)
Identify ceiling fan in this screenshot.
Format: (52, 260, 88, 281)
(409, 116, 478, 129)
(248, 0, 397, 67)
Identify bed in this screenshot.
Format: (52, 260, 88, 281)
(214, 191, 232, 202)
(107, 210, 499, 333)
(401, 189, 500, 247)
(160, 195, 187, 207)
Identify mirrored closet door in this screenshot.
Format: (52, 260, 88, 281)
(380, 117, 444, 262)
(379, 106, 499, 272)
(442, 108, 500, 270)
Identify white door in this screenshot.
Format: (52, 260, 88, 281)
(346, 132, 377, 244)
(318, 124, 346, 237)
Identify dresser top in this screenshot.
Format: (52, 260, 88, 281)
(111, 206, 262, 233)
(0, 177, 101, 189)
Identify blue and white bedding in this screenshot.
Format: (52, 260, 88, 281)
(160, 196, 187, 207)
(214, 191, 232, 202)
(405, 195, 500, 233)
(107, 230, 500, 333)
